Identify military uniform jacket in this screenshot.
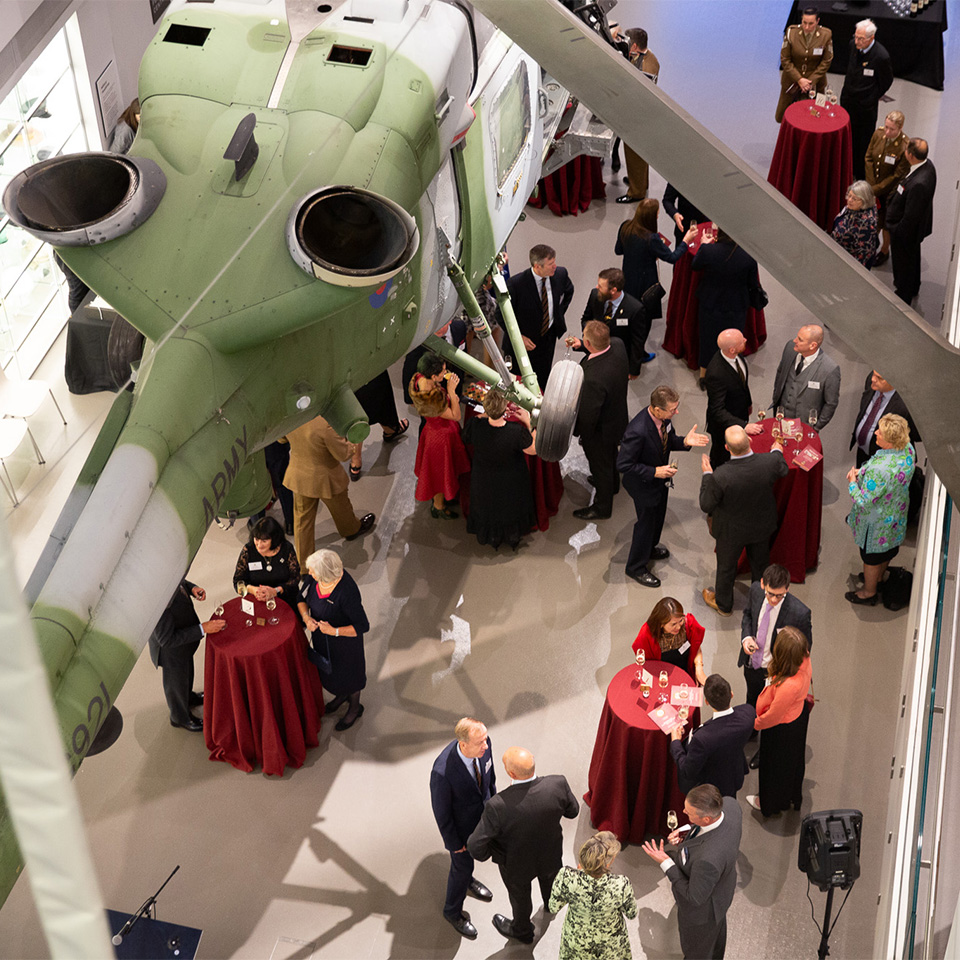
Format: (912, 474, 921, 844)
(284, 416, 352, 499)
(780, 25, 833, 92)
(865, 129, 910, 197)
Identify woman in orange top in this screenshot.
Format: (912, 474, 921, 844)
(746, 626, 812, 817)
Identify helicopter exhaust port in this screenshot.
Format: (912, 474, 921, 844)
(286, 186, 420, 288)
(2, 153, 166, 246)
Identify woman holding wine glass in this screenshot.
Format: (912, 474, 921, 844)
(632, 597, 708, 685)
(233, 516, 301, 609)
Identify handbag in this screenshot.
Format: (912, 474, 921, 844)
(306, 630, 333, 676)
(641, 280, 666, 313)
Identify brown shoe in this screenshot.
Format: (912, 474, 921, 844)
(702, 588, 732, 617)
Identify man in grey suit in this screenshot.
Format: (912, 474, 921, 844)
(700, 426, 788, 616)
(642, 784, 742, 959)
(770, 325, 841, 430)
(467, 746, 579, 944)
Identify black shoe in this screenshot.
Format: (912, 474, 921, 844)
(640, 351, 657, 363)
(845, 590, 879, 606)
(445, 913, 478, 940)
(573, 506, 611, 520)
(335, 703, 364, 731)
(748, 751, 760, 769)
(873, 250, 889, 267)
(430, 504, 459, 519)
(325, 695, 347, 713)
(628, 570, 661, 588)
(188, 691, 204, 707)
(493, 914, 534, 944)
(170, 715, 203, 732)
(616, 194, 640, 204)
(651, 545, 670, 560)
(285, 519, 294, 536)
(468, 878, 493, 901)
(345, 513, 376, 540)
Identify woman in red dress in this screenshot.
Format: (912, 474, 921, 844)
(409, 353, 470, 519)
(631, 597, 707, 684)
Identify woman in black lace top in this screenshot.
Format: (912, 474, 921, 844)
(233, 516, 301, 608)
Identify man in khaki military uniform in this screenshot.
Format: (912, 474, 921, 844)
(776, 7, 833, 123)
(284, 415, 375, 565)
(865, 110, 910, 266)
(618, 28, 659, 204)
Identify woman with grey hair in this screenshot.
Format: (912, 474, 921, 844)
(548, 830, 637, 958)
(301, 548, 370, 730)
(830, 180, 878, 268)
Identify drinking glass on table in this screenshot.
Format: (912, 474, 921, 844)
(659, 670, 669, 689)
(640, 677, 651, 698)
(266, 597, 279, 625)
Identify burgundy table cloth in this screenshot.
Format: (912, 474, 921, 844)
(204, 596, 324, 776)
(584, 662, 700, 843)
(767, 100, 853, 232)
(527, 155, 606, 217)
(663, 222, 767, 369)
(736, 419, 824, 584)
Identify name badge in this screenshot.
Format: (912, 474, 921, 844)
(679, 640, 691, 653)
(864, 67, 875, 77)
(248, 561, 263, 571)
(884, 155, 896, 165)
(616, 316, 628, 326)
(807, 380, 821, 390)
(813, 47, 823, 55)
(484, 758, 492, 772)
(897, 184, 905, 194)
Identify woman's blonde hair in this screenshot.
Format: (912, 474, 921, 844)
(578, 831, 621, 878)
(878, 413, 910, 449)
(483, 390, 508, 419)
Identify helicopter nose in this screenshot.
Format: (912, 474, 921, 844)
(2, 152, 166, 246)
(286, 186, 419, 288)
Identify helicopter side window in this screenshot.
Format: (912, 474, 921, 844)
(490, 62, 531, 193)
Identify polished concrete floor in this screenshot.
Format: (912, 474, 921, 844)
(0, 1, 958, 957)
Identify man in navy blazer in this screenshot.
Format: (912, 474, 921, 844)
(886, 138, 936, 304)
(579, 267, 648, 376)
(507, 244, 575, 392)
(430, 718, 497, 939)
(670, 675, 756, 797)
(617, 385, 709, 587)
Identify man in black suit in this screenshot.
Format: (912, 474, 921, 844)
(850, 370, 919, 467)
(662, 182, 707, 249)
(704, 328, 762, 469)
(149, 578, 224, 731)
(579, 267, 648, 377)
(642, 785, 742, 960)
(839, 18, 893, 180)
(700, 426, 788, 616)
(506, 244, 575, 392)
(739, 565, 813, 709)
(467, 747, 579, 944)
(669, 674, 756, 797)
(570, 321, 629, 520)
(886, 138, 937, 304)
(430, 718, 497, 940)
(617, 385, 709, 587)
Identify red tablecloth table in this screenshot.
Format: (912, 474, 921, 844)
(583, 662, 700, 843)
(663, 222, 767, 370)
(767, 99, 853, 232)
(204, 596, 324, 776)
(736, 419, 823, 583)
(527, 155, 606, 217)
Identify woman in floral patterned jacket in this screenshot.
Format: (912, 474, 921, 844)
(830, 180, 879, 268)
(548, 831, 637, 959)
(845, 413, 915, 605)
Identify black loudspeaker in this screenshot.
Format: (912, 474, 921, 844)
(798, 809, 862, 891)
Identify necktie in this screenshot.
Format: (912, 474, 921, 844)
(540, 277, 550, 336)
(660, 420, 669, 455)
(795, 355, 804, 376)
(736, 359, 746, 386)
(856, 392, 884, 449)
(473, 758, 482, 790)
(687, 825, 701, 839)
(604, 299, 614, 321)
(751, 600, 773, 670)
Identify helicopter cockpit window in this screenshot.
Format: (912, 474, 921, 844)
(490, 61, 531, 192)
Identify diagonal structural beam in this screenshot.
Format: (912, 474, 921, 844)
(474, 0, 960, 497)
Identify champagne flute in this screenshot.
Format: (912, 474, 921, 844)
(776, 406, 785, 423)
(236, 580, 246, 597)
(659, 669, 669, 689)
(678, 705, 689, 722)
(214, 604, 224, 617)
(266, 597, 279, 625)
(667, 810, 679, 832)
(636, 648, 645, 668)
(808, 408, 818, 428)
(757, 408, 766, 421)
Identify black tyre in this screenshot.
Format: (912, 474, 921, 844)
(535, 359, 583, 462)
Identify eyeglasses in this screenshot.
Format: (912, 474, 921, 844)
(764, 589, 787, 600)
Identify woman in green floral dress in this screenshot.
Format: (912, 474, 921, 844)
(548, 831, 637, 959)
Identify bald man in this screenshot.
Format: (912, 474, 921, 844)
(770, 325, 841, 430)
(467, 748, 579, 944)
(700, 426, 788, 617)
(704, 328, 762, 469)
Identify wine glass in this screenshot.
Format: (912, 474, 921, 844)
(667, 810, 679, 832)
(245, 618, 253, 627)
(266, 597, 279, 625)
(214, 604, 224, 617)
(808, 408, 818, 428)
(659, 670, 669, 689)
(678, 705, 689, 722)
(775, 406, 785, 423)
(236, 580, 246, 597)
(636, 648, 645, 668)
(757, 408, 766, 421)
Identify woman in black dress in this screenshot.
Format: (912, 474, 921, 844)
(301, 548, 370, 731)
(615, 198, 697, 317)
(462, 391, 538, 550)
(233, 516, 300, 609)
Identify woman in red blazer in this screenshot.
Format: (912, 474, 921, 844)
(632, 597, 707, 684)
(747, 625, 812, 817)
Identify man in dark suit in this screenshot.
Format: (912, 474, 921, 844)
(850, 370, 919, 467)
(149, 578, 224, 731)
(770, 324, 841, 430)
(467, 747, 579, 944)
(662, 182, 707, 249)
(839, 18, 893, 179)
(506, 244, 574, 392)
(617, 385, 709, 587)
(704, 328, 762, 468)
(669, 674, 756, 797)
(642, 784, 742, 959)
(579, 267, 648, 377)
(739, 565, 813, 709)
(570, 321, 629, 520)
(430, 718, 497, 940)
(700, 426, 788, 616)
(886, 138, 937, 304)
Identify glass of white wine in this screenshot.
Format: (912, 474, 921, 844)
(659, 670, 669, 689)
(808, 408, 818, 428)
(678, 705, 689, 722)
(266, 597, 279, 625)
(236, 580, 246, 597)
(214, 604, 224, 617)
(667, 810, 679, 832)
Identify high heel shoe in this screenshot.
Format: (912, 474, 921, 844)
(335, 704, 364, 731)
(844, 590, 879, 605)
(430, 505, 459, 519)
